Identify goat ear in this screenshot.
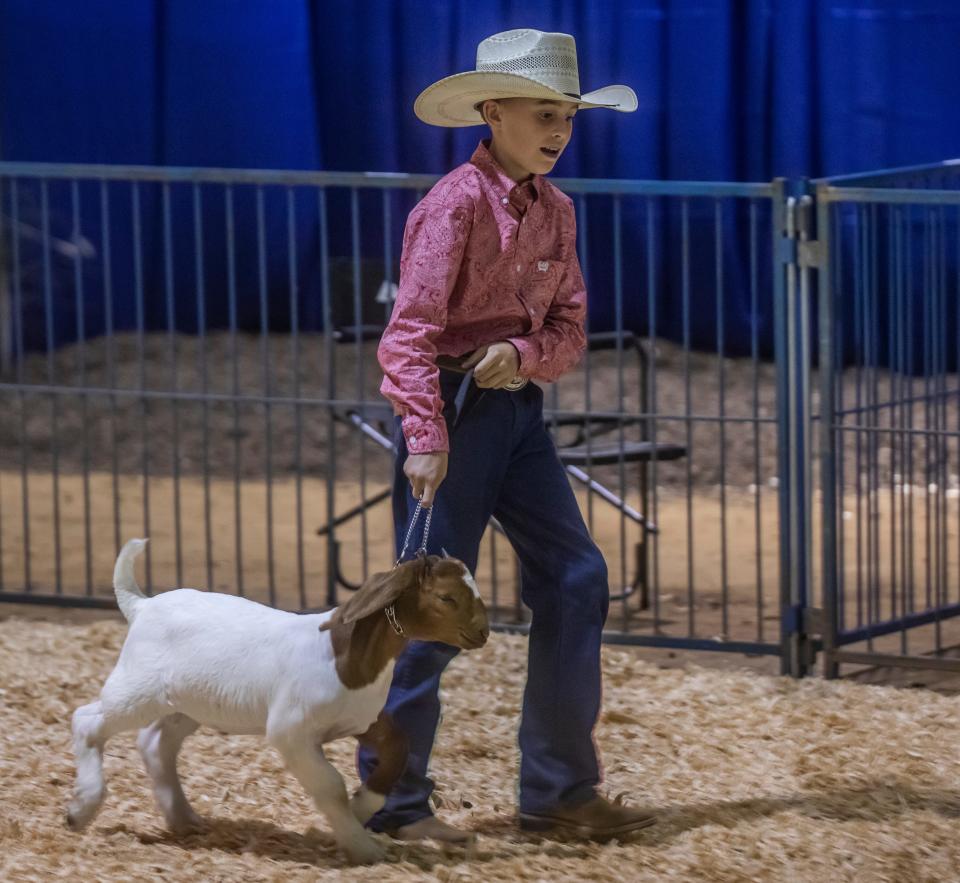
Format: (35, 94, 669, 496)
(332, 557, 424, 626)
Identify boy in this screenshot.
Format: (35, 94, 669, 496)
(361, 29, 655, 842)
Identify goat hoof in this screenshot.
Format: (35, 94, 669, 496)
(343, 833, 386, 865)
(169, 815, 206, 836)
(66, 806, 89, 832)
(349, 787, 386, 825)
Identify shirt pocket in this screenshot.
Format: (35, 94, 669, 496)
(522, 260, 564, 329)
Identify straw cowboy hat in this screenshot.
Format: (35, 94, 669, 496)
(414, 29, 638, 127)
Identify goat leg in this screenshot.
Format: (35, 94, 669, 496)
(137, 712, 203, 834)
(270, 728, 386, 865)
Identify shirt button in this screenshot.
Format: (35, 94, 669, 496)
(409, 437, 418, 449)
(501, 197, 509, 205)
(516, 264, 522, 273)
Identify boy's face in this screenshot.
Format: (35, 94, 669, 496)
(482, 97, 578, 180)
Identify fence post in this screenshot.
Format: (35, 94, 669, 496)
(774, 179, 817, 676)
(813, 182, 839, 678)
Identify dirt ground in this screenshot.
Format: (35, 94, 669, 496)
(3, 467, 959, 665)
(2, 617, 960, 882)
(0, 468, 784, 644)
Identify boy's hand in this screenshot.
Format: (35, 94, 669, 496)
(464, 342, 521, 389)
(404, 452, 448, 506)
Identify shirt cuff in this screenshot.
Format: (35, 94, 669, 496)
(506, 336, 536, 377)
(401, 415, 449, 454)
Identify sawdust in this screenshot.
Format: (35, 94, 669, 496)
(2, 617, 959, 882)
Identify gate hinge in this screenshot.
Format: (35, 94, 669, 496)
(783, 605, 824, 637)
(798, 239, 824, 268)
(803, 606, 825, 636)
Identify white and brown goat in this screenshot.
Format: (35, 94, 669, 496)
(66, 538, 488, 865)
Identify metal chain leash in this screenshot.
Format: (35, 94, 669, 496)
(395, 496, 433, 567)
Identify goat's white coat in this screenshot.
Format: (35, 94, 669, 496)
(104, 586, 393, 739)
(67, 539, 401, 864)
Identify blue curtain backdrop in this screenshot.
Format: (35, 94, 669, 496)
(3, 0, 960, 361)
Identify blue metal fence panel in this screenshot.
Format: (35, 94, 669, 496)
(0, 161, 788, 666)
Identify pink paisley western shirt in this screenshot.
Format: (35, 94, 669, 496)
(377, 140, 587, 454)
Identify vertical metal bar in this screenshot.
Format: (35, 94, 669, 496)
(905, 205, 916, 623)
(256, 186, 276, 606)
(319, 188, 337, 607)
(895, 205, 908, 650)
(646, 196, 660, 631)
(955, 205, 960, 610)
(0, 182, 6, 592)
(895, 204, 908, 654)
(100, 180, 121, 556)
(0, 178, 7, 385)
(922, 208, 932, 614)
(72, 180, 94, 595)
(681, 198, 694, 635)
(40, 180, 64, 593)
(132, 181, 152, 593)
(792, 193, 813, 675)
(289, 187, 306, 610)
(381, 186, 395, 585)
(817, 187, 838, 677)
(193, 183, 213, 592)
(750, 199, 763, 641)
(715, 199, 728, 637)
(868, 204, 880, 634)
(225, 185, 244, 597)
(935, 206, 947, 649)
(11, 180, 31, 591)
(351, 188, 369, 582)
(612, 195, 627, 629)
(382, 190, 394, 326)
(833, 203, 846, 636)
(853, 205, 872, 636)
(772, 182, 792, 675)
(885, 205, 898, 635)
(577, 195, 594, 531)
(162, 182, 184, 590)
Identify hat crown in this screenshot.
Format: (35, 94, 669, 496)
(475, 29, 581, 98)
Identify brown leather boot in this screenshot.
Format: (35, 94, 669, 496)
(518, 794, 656, 840)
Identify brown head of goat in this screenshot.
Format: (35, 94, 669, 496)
(321, 553, 489, 688)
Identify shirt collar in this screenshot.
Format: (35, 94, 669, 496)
(470, 139, 541, 203)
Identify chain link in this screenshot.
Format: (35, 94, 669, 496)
(395, 496, 432, 566)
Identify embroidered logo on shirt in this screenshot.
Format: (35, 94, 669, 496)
(537, 261, 549, 272)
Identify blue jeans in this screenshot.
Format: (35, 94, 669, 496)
(359, 370, 610, 828)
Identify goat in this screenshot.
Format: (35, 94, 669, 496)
(66, 538, 489, 865)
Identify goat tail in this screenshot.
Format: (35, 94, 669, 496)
(113, 538, 149, 622)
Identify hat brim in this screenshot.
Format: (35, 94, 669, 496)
(414, 71, 638, 127)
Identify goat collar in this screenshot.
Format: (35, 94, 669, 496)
(384, 603, 404, 636)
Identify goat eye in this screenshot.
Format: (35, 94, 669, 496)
(440, 595, 457, 606)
